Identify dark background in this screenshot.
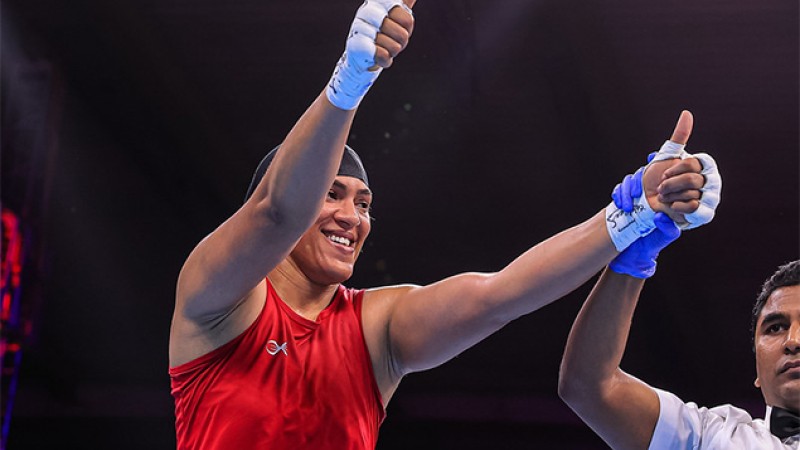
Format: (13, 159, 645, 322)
(2, 0, 798, 448)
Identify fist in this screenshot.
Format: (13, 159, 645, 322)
(348, 0, 416, 72)
(641, 110, 708, 226)
(643, 157, 705, 225)
(372, 0, 415, 70)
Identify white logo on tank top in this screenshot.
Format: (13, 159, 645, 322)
(265, 340, 288, 356)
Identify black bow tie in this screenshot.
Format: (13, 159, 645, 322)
(770, 406, 800, 439)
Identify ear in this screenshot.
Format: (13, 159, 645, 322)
(754, 377, 761, 388)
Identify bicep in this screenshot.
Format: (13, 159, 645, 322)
(176, 201, 300, 322)
(386, 273, 509, 375)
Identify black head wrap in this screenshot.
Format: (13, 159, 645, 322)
(244, 144, 369, 202)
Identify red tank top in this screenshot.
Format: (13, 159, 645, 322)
(169, 281, 385, 450)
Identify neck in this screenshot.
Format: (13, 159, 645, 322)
(268, 262, 339, 321)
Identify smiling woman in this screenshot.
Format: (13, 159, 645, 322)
(169, 2, 415, 449)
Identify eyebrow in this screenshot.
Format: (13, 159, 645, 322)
(332, 180, 372, 196)
(759, 312, 787, 329)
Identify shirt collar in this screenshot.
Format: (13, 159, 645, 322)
(766, 404, 800, 443)
(765, 405, 773, 428)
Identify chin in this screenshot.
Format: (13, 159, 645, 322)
(771, 383, 800, 410)
(781, 385, 800, 404)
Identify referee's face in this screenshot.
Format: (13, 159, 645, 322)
(753, 285, 800, 411)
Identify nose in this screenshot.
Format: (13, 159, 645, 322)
(786, 322, 800, 354)
(333, 201, 361, 229)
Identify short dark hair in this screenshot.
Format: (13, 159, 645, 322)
(751, 260, 800, 342)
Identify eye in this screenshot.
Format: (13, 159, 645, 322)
(765, 323, 787, 334)
(327, 190, 339, 200)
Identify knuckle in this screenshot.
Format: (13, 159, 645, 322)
(387, 40, 402, 56)
(375, 46, 390, 60)
(692, 173, 705, 187)
(389, 7, 413, 27)
(398, 29, 410, 47)
(376, 52, 394, 68)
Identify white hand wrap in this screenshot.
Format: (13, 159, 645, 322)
(326, 0, 405, 110)
(604, 139, 723, 250)
(683, 152, 721, 229)
(650, 140, 690, 162)
(648, 140, 722, 229)
(605, 193, 657, 252)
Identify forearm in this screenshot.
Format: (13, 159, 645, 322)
(387, 211, 617, 374)
(558, 269, 659, 450)
(486, 211, 618, 320)
(250, 92, 357, 229)
(559, 269, 644, 393)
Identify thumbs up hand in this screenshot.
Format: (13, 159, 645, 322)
(326, 0, 416, 110)
(606, 111, 722, 251)
(641, 111, 722, 229)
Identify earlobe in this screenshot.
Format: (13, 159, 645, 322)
(754, 377, 761, 388)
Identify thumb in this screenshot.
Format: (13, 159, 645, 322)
(669, 110, 694, 145)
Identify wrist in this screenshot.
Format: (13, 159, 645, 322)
(326, 0, 401, 111)
(326, 54, 382, 111)
(604, 194, 656, 252)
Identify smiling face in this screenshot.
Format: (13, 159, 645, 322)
(754, 285, 800, 411)
(286, 176, 372, 286)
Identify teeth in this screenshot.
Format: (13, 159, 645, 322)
(328, 235, 351, 246)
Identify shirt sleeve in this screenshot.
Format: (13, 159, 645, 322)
(649, 388, 786, 450)
(649, 388, 703, 450)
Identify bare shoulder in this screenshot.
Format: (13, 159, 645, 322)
(363, 284, 416, 304)
(360, 283, 426, 325)
(169, 279, 268, 368)
(359, 284, 418, 404)
(360, 284, 418, 336)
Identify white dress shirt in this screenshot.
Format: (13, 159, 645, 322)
(649, 388, 799, 449)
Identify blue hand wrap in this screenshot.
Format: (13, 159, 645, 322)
(605, 161, 656, 251)
(609, 212, 680, 278)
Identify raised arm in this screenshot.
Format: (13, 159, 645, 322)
(557, 144, 720, 449)
(557, 213, 681, 450)
(170, 0, 415, 366)
(558, 269, 658, 450)
(363, 111, 721, 400)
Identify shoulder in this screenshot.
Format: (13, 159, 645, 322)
(356, 284, 420, 399)
(651, 389, 780, 450)
(363, 283, 417, 302)
(656, 388, 756, 420)
(358, 284, 417, 324)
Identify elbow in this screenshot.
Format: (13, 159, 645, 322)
(558, 361, 618, 415)
(557, 365, 579, 405)
(250, 195, 315, 236)
(557, 360, 593, 409)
